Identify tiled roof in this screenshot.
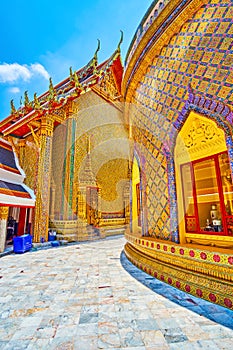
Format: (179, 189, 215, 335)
(0, 146, 18, 172)
(0, 180, 31, 198)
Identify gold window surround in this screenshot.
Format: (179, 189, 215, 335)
(175, 111, 233, 248)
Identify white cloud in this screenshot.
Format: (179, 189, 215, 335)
(31, 63, 50, 80)
(0, 62, 50, 83)
(8, 87, 20, 93)
(0, 63, 31, 83)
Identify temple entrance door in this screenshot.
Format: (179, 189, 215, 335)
(86, 186, 99, 226)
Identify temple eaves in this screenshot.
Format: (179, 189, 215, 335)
(0, 33, 124, 138)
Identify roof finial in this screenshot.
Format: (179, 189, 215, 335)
(24, 90, 30, 107)
(69, 66, 73, 80)
(48, 77, 56, 100)
(117, 30, 123, 51)
(49, 77, 54, 91)
(33, 93, 41, 109)
(73, 71, 81, 89)
(10, 99, 16, 115)
(69, 66, 81, 89)
(94, 39, 101, 60)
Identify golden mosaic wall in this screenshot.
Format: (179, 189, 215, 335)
(127, 0, 233, 240)
(51, 91, 129, 219)
(75, 92, 129, 215)
(97, 159, 129, 202)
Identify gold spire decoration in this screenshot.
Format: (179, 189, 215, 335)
(69, 66, 82, 89)
(49, 77, 54, 92)
(24, 90, 30, 108)
(94, 39, 101, 61)
(69, 67, 73, 81)
(48, 77, 56, 100)
(92, 39, 100, 74)
(33, 93, 41, 109)
(10, 99, 17, 115)
(73, 71, 81, 89)
(117, 30, 123, 52)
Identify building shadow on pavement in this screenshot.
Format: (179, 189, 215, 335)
(120, 251, 233, 330)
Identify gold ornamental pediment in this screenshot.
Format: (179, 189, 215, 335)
(176, 111, 227, 163)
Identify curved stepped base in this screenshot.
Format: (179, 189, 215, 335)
(124, 238, 233, 310)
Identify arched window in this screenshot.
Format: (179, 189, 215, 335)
(175, 111, 233, 243)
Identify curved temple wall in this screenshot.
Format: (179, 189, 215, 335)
(123, 0, 233, 309)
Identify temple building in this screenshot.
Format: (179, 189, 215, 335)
(1, 0, 233, 310)
(0, 36, 130, 247)
(123, 0, 233, 309)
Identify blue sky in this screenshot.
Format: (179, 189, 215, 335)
(0, 0, 152, 120)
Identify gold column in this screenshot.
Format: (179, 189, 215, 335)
(63, 102, 77, 221)
(0, 207, 9, 253)
(63, 117, 73, 219)
(33, 116, 54, 242)
(50, 183, 56, 221)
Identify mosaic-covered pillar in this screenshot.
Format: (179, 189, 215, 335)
(0, 207, 9, 252)
(33, 116, 54, 242)
(61, 117, 76, 220)
(49, 182, 56, 221)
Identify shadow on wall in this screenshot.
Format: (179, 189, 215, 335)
(120, 251, 233, 330)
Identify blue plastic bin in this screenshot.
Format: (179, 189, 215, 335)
(13, 234, 32, 253)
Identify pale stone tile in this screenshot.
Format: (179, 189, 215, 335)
(140, 329, 167, 346)
(74, 335, 97, 350)
(1, 236, 233, 350)
(98, 332, 121, 348)
(98, 321, 119, 334)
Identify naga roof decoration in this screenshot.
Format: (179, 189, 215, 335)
(0, 33, 124, 138)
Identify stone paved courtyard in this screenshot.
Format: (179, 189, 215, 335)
(0, 236, 233, 349)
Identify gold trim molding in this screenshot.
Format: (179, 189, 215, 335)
(124, 238, 233, 310)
